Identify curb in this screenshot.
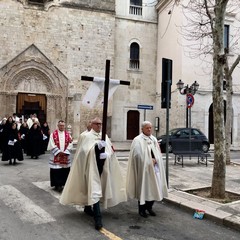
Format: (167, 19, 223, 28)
(164, 190, 240, 232)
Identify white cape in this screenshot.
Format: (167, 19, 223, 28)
(60, 130, 126, 209)
(126, 133, 168, 205)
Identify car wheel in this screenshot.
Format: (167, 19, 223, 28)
(202, 143, 209, 153)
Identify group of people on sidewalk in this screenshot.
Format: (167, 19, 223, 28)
(0, 114, 50, 165)
(49, 117, 168, 231)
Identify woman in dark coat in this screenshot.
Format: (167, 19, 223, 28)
(0, 118, 7, 153)
(19, 122, 29, 154)
(2, 122, 23, 165)
(1, 116, 15, 160)
(41, 122, 50, 153)
(26, 122, 43, 159)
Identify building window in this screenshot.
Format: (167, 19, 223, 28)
(224, 24, 230, 53)
(130, 42, 140, 69)
(129, 0, 142, 15)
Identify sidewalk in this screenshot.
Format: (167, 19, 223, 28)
(113, 141, 240, 232)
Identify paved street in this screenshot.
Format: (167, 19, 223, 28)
(0, 151, 240, 240)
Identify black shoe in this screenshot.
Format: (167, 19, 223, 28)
(139, 211, 148, 218)
(84, 206, 94, 217)
(94, 217, 103, 230)
(9, 160, 12, 165)
(54, 186, 63, 192)
(147, 209, 156, 216)
(13, 160, 16, 165)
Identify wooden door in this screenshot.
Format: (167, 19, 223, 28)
(127, 110, 140, 140)
(17, 93, 47, 124)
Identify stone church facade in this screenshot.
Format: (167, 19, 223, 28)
(1, 0, 240, 149)
(0, 0, 158, 141)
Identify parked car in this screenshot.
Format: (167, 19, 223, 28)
(157, 128, 210, 153)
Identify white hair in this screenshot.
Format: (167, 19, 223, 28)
(141, 121, 152, 128)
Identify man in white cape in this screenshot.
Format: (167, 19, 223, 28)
(60, 117, 126, 230)
(126, 121, 168, 218)
(73, 120, 92, 160)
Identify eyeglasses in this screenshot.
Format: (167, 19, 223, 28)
(92, 123, 102, 125)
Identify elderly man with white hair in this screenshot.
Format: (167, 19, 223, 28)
(60, 117, 126, 230)
(126, 120, 168, 218)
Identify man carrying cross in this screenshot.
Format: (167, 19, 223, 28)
(60, 60, 129, 230)
(60, 117, 126, 230)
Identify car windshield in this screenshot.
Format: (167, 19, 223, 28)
(169, 128, 180, 135)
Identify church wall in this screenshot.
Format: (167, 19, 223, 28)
(58, 0, 115, 12)
(116, 0, 157, 22)
(0, 0, 115, 138)
(112, 17, 158, 140)
(156, 1, 183, 135)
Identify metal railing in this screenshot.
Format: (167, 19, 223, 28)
(129, 5, 142, 16)
(129, 59, 140, 69)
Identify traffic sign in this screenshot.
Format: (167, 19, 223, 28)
(187, 93, 194, 108)
(137, 105, 154, 110)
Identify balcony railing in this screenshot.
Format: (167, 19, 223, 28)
(130, 59, 140, 69)
(129, 5, 142, 16)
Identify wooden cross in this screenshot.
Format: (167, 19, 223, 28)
(81, 59, 130, 141)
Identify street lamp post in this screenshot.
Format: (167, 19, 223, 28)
(176, 79, 199, 128)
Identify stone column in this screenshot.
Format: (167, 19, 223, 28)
(46, 94, 57, 133)
(6, 92, 18, 116)
(72, 93, 81, 140)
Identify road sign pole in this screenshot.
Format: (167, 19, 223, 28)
(137, 105, 153, 121)
(186, 98, 188, 128)
(165, 80, 171, 188)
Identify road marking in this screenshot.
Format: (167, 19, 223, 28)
(33, 181, 84, 212)
(0, 185, 55, 225)
(34, 181, 123, 239)
(33, 181, 61, 200)
(100, 228, 123, 240)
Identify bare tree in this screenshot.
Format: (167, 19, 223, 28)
(178, 0, 240, 198)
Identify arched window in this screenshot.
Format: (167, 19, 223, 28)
(130, 0, 142, 6)
(129, 0, 142, 15)
(130, 42, 140, 69)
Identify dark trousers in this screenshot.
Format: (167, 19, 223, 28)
(138, 200, 154, 213)
(84, 146, 104, 229)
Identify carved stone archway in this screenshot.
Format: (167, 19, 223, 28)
(0, 44, 70, 132)
(8, 68, 53, 93)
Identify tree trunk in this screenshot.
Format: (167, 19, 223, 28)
(210, 0, 228, 199)
(224, 57, 232, 165)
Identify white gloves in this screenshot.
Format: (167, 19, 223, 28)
(97, 140, 106, 150)
(100, 152, 108, 159)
